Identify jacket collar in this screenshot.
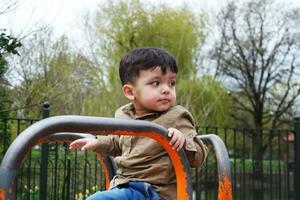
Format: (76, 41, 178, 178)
(122, 103, 163, 119)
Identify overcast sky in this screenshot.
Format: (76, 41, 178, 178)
(1, 0, 300, 43)
(0, 0, 231, 38)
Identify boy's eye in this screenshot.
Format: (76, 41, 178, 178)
(151, 81, 159, 86)
(169, 81, 176, 87)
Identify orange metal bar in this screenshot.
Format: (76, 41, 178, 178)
(0, 116, 192, 200)
(101, 130, 191, 200)
(0, 117, 233, 200)
(0, 188, 4, 200)
(41, 131, 191, 198)
(96, 153, 112, 190)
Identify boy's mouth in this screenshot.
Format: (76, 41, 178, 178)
(159, 99, 171, 104)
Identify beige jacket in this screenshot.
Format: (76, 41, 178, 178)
(95, 103, 207, 200)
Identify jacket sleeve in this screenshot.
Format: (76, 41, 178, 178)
(94, 135, 122, 157)
(173, 108, 208, 168)
(93, 107, 126, 156)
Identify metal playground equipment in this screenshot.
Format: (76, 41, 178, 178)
(0, 116, 232, 200)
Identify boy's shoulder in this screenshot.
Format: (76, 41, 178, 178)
(114, 103, 133, 119)
(158, 105, 196, 128)
(163, 105, 195, 122)
(166, 105, 192, 116)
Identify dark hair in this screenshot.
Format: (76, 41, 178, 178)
(119, 47, 177, 85)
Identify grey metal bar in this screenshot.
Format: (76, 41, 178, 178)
(199, 134, 232, 200)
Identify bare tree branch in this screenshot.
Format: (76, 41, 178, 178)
(211, 0, 300, 129)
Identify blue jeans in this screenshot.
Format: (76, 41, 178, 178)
(86, 181, 163, 200)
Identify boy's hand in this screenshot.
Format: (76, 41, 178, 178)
(168, 128, 185, 151)
(69, 138, 100, 151)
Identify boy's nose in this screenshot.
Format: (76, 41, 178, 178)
(161, 84, 170, 94)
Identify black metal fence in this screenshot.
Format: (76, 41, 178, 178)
(197, 127, 295, 200)
(0, 115, 297, 200)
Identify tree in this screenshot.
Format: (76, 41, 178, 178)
(92, 0, 204, 80)
(177, 76, 230, 126)
(213, 0, 300, 129)
(10, 29, 98, 117)
(0, 30, 22, 117)
(0, 0, 23, 81)
(81, 0, 230, 123)
(0, 0, 20, 15)
(6, 0, 231, 126)
(210, 0, 300, 194)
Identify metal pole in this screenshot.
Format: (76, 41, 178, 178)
(39, 102, 50, 200)
(199, 134, 232, 200)
(294, 110, 300, 200)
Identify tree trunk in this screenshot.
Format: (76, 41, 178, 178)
(252, 128, 264, 200)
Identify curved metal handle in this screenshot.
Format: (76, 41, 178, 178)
(199, 134, 232, 200)
(0, 115, 193, 200)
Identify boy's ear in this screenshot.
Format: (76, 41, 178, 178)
(122, 84, 135, 101)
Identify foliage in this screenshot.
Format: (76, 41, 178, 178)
(89, 0, 204, 81)
(81, 0, 230, 123)
(0, 86, 12, 118)
(0, 30, 22, 71)
(177, 76, 230, 126)
(0, 30, 22, 118)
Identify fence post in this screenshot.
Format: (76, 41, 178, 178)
(294, 111, 300, 200)
(39, 102, 50, 200)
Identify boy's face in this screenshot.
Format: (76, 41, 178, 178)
(123, 66, 176, 116)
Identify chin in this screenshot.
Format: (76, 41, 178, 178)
(156, 106, 172, 112)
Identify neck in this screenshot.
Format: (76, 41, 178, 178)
(134, 108, 151, 118)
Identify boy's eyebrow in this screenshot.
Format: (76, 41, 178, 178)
(147, 76, 160, 81)
(168, 74, 177, 80)
(147, 75, 177, 82)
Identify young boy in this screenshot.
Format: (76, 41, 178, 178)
(69, 48, 207, 200)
